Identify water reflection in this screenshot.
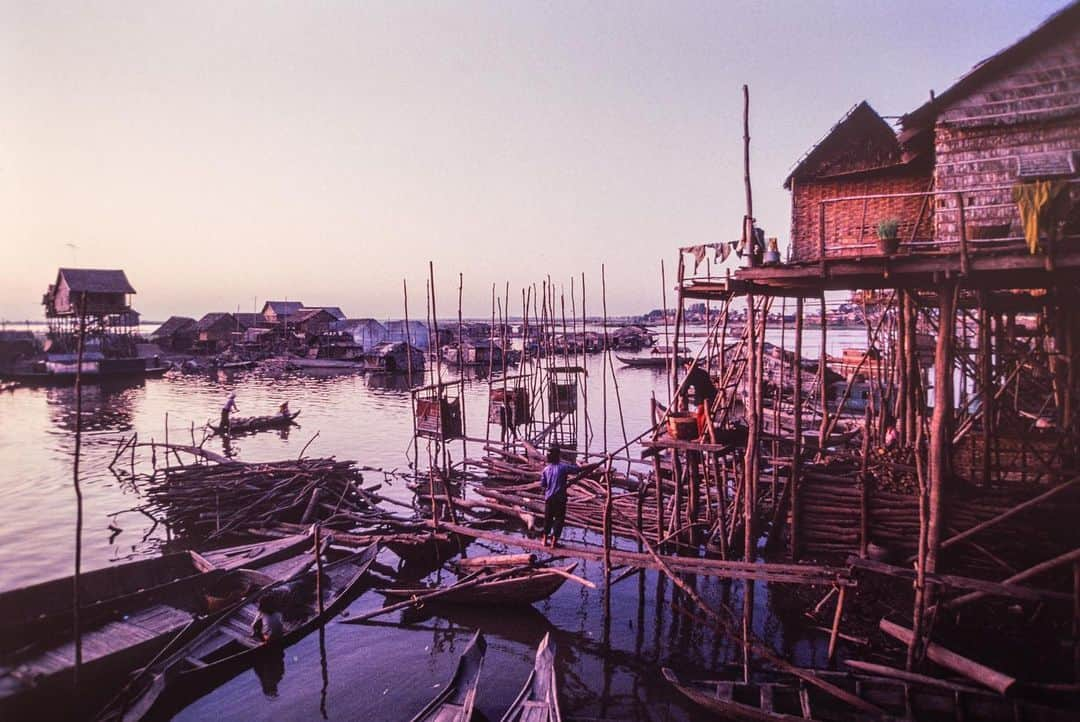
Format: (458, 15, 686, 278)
(365, 373, 413, 392)
(252, 646, 286, 699)
(45, 382, 140, 434)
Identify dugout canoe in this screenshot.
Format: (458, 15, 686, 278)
(410, 630, 486, 722)
(379, 563, 578, 607)
(209, 410, 300, 435)
(108, 543, 378, 722)
(0, 533, 312, 718)
(500, 632, 561, 722)
(661, 666, 1074, 722)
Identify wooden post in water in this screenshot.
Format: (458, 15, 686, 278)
(403, 279, 419, 467)
(314, 523, 325, 615)
(601, 265, 613, 579)
(791, 296, 804, 560)
(818, 296, 828, 455)
(926, 283, 957, 581)
(740, 83, 756, 681)
(72, 293, 87, 691)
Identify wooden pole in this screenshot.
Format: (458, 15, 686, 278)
(313, 524, 325, 615)
(881, 619, 1016, 695)
(791, 296, 804, 560)
(661, 260, 672, 405)
(926, 282, 957, 580)
(827, 584, 847, 662)
(602, 264, 613, 578)
(72, 293, 87, 691)
(818, 296, 829, 453)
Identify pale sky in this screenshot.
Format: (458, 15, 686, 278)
(0, 1, 1066, 320)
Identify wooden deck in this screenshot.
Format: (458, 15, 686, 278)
(682, 246, 1080, 299)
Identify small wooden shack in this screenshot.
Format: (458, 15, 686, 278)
(150, 316, 197, 352)
(363, 341, 425, 374)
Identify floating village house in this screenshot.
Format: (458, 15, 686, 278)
(194, 312, 248, 353)
(333, 318, 388, 350)
(150, 316, 197, 352)
(43, 268, 138, 356)
(260, 300, 303, 326)
(657, 1, 1080, 679)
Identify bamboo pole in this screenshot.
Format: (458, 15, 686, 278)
(72, 293, 87, 690)
(827, 584, 847, 662)
(818, 296, 828, 451)
(792, 296, 804, 560)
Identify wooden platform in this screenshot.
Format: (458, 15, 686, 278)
(683, 246, 1080, 299)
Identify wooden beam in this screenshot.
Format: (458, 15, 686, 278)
(431, 521, 838, 584)
(879, 619, 1016, 695)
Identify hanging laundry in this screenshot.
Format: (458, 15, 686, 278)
(1013, 180, 1066, 254)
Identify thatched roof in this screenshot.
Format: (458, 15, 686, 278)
(196, 312, 237, 331)
(300, 306, 346, 320)
(784, 102, 905, 189)
(57, 268, 135, 294)
(151, 316, 196, 339)
(902, 1, 1080, 129)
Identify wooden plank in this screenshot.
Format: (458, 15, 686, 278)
(848, 556, 1072, 603)
(433, 521, 838, 584)
(879, 619, 1016, 695)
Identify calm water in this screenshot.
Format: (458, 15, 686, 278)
(0, 324, 866, 721)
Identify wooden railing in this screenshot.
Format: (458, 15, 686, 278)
(816, 179, 1079, 262)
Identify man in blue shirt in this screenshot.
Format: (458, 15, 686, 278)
(540, 443, 602, 548)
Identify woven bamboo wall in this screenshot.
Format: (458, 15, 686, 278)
(790, 174, 932, 262)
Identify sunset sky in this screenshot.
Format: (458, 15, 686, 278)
(1, 1, 1065, 321)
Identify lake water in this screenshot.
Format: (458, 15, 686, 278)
(0, 324, 867, 721)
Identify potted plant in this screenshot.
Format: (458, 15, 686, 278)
(877, 218, 900, 255)
(762, 237, 781, 265)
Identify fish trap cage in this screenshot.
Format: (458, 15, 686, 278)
(412, 384, 463, 440)
(546, 366, 583, 414)
(488, 387, 531, 426)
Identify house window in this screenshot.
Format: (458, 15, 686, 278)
(1016, 150, 1078, 180)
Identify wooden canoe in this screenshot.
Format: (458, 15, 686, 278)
(616, 354, 672, 369)
(410, 630, 486, 722)
(500, 632, 561, 722)
(209, 410, 300, 435)
(661, 666, 1075, 722)
(380, 563, 578, 607)
(0, 533, 312, 716)
(110, 543, 378, 722)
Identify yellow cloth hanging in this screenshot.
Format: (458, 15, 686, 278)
(1013, 180, 1066, 254)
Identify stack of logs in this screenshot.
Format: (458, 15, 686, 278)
(139, 457, 386, 541)
(798, 465, 1080, 575)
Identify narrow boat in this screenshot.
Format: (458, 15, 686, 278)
(379, 563, 577, 606)
(0, 533, 312, 717)
(661, 666, 1074, 722)
(209, 410, 300, 435)
(108, 543, 378, 722)
(500, 632, 561, 722)
(410, 630, 486, 722)
(616, 354, 670, 369)
(0, 360, 170, 386)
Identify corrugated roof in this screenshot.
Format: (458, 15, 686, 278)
(57, 268, 136, 294)
(262, 301, 304, 317)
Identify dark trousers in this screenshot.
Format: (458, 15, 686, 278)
(220, 410, 231, 430)
(543, 492, 568, 540)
